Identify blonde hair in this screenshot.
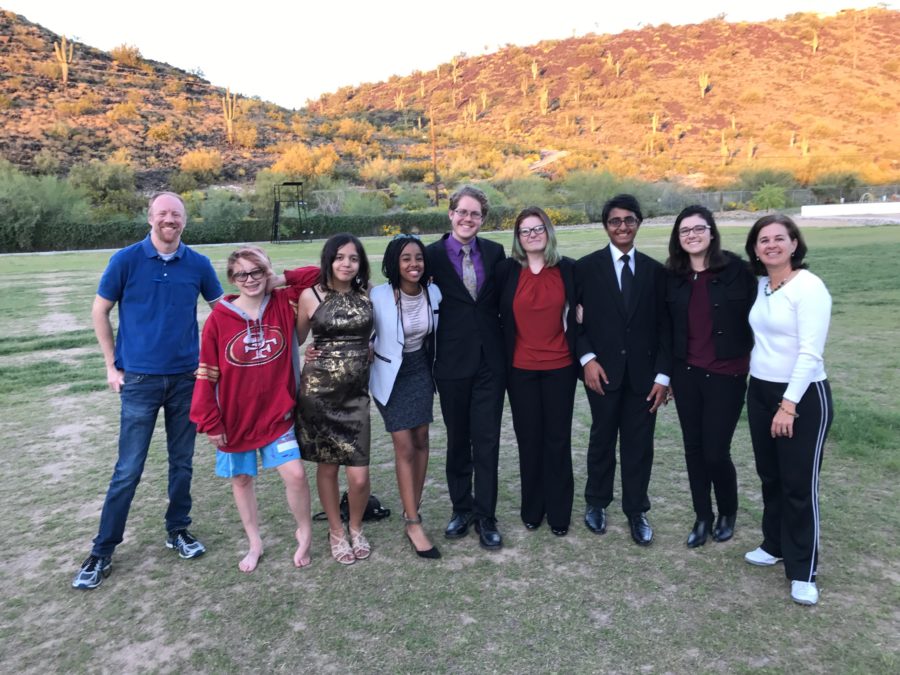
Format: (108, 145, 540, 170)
(226, 245, 273, 283)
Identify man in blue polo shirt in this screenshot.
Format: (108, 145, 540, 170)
(73, 192, 223, 590)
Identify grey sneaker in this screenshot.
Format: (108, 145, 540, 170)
(72, 554, 112, 589)
(165, 529, 206, 559)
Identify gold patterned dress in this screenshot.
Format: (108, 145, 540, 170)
(296, 288, 373, 466)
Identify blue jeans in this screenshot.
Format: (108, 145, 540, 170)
(92, 372, 197, 557)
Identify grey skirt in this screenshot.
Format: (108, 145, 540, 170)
(375, 347, 434, 432)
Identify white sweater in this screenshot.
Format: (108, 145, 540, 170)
(749, 269, 831, 403)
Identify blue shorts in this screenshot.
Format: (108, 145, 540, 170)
(215, 429, 301, 478)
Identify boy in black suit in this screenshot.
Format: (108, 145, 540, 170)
(575, 194, 671, 545)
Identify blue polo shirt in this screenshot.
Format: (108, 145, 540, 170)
(97, 235, 223, 374)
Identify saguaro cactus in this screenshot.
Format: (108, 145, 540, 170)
(699, 72, 710, 98)
(53, 35, 75, 85)
(222, 88, 238, 144)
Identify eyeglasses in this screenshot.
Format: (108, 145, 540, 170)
(518, 224, 547, 237)
(679, 224, 711, 237)
(453, 208, 483, 221)
(232, 268, 266, 283)
(607, 216, 639, 228)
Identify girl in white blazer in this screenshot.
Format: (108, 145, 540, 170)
(369, 235, 443, 559)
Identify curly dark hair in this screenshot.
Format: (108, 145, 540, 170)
(382, 235, 428, 290)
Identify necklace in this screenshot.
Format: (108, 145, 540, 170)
(764, 277, 789, 296)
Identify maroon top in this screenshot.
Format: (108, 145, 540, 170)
(687, 269, 750, 375)
(512, 266, 573, 371)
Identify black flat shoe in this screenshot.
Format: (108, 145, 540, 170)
(523, 521, 541, 531)
(584, 506, 607, 534)
(686, 518, 712, 548)
(474, 518, 503, 550)
(444, 512, 471, 539)
(712, 514, 736, 542)
(550, 526, 569, 536)
(629, 513, 653, 546)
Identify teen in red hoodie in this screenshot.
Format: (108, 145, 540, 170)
(191, 246, 318, 572)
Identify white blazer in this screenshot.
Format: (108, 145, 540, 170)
(369, 282, 442, 406)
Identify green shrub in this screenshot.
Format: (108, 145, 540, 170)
(750, 184, 788, 211)
(811, 171, 862, 203)
(732, 168, 799, 191)
(200, 190, 251, 226)
(68, 158, 143, 218)
(0, 161, 92, 252)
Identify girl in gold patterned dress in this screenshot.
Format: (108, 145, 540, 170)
(295, 234, 374, 565)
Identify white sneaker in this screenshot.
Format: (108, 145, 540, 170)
(744, 547, 783, 566)
(791, 580, 819, 605)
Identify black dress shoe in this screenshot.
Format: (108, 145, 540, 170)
(550, 525, 569, 536)
(629, 513, 653, 546)
(473, 518, 503, 550)
(686, 518, 712, 548)
(444, 512, 471, 539)
(712, 514, 736, 542)
(584, 506, 607, 534)
(523, 521, 541, 531)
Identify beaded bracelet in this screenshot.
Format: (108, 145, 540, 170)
(779, 405, 799, 418)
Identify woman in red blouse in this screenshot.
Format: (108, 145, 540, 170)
(496, 208, 578, 535)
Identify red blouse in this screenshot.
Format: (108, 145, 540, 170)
(512, 265, 573, 371)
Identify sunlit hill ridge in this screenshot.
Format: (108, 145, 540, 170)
(0, 6, 898, 192)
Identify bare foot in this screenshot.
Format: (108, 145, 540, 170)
(294, 527, 312, 568)
(239, 548, 263, 573)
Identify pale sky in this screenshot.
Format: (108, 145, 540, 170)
(4, 0, 893, 109)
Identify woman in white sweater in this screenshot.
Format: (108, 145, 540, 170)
(743, 214, 833, 606)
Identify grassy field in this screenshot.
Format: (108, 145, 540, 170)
(1, 223, 898, 673)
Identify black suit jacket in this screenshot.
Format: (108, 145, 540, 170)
(575, 245, 671, 393)
(495, 256, 578, 370)
(426, 234, 506, 380)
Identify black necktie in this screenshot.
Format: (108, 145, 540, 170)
(620, 253, 633, 306)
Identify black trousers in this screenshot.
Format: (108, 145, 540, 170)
(436, 356, 505, 520)
(507, 364, 577, 529)
(671, 362, 746, 521)
(746, 377, 833, 582)
(584, 369, 656, 517)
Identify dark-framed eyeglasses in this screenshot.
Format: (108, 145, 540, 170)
(679, 224, 711, 237)
(232, 268, 266, 283)
(453, 208, 483, 221)
(518, 224, 547, 237)
(607, 216, 639, 228)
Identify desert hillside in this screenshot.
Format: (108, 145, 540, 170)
(0, 7, 897, 189)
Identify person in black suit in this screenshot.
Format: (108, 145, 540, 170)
(575, 193, 671, 546)
(425, 186, 507, 550)
(496, 207, 578, 536)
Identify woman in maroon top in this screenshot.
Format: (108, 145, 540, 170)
(665, 206, 757, 547)
(496, 207, 578, 535)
